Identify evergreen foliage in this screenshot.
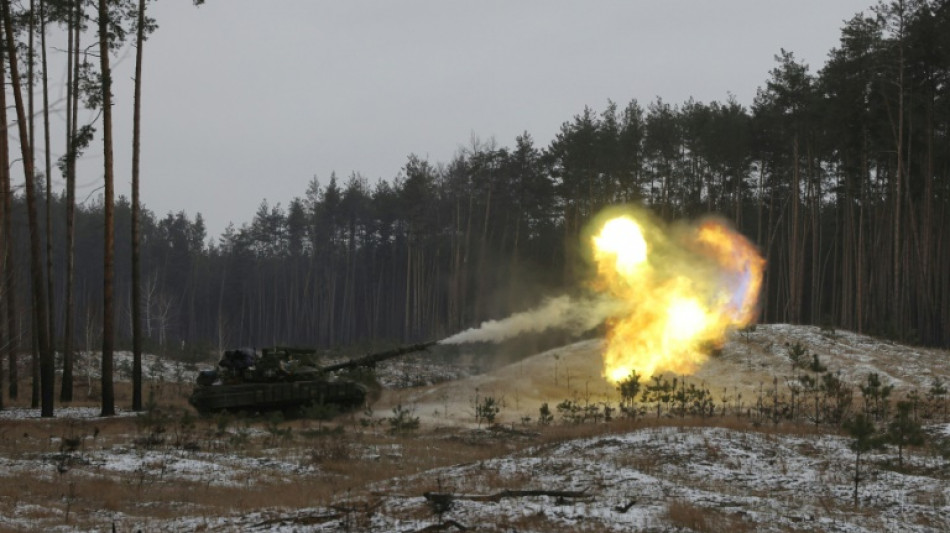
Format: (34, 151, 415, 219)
(2, 1, 950, 413)
(885, 400, 925, 468)
(843, 413, 885, 506)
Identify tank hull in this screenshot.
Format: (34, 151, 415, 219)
(188, 342, 434, 415)
(188, 379, 367, 415)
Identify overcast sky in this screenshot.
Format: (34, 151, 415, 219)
(56, 0, 874, 240)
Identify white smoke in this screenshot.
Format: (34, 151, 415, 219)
(439, 295, 627, 345)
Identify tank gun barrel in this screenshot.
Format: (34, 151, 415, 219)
(322, 341, 436, 373)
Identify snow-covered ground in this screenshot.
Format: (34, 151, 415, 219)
(60, 423, 943, 532)
(2, 420, 946, 532)
(0, 324, 948, 531)
(0, 406, 138, 420)
(70, 350, 200, 384)
(346, 425, 948, 532)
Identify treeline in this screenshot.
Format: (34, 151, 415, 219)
(3, 0, 950, 400)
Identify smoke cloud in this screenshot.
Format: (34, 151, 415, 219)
(439, 295, 627, 345)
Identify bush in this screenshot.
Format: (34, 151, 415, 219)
(475, 396, 501, 427)
(538, 403, 553, 426)
(388, 404, 420, 433)
(617, 371, 641, 418)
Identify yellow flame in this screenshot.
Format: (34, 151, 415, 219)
(592, 217, 647, 279)
(591, 211, 765, 383)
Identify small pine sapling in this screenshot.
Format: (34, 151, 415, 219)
(475, 396, 501, 427)
(617, 371, 641, 418)
(538, 402, 554, 426)
(388, 403, 420, 433)
(885, 400, 925, 469)
(844, 414, 885, 506)
(927, 378, 948, 420)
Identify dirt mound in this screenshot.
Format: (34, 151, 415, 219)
(378, 324, 950, 426)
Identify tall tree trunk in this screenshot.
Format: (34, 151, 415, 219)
(857, 127, 869, 333)
(40, 0, 54, 386)
(98, 0, 116, 417)
(131, 0, 146, 411)
(890, 0, 906, 332)
(789, 135, 802, 323)
(27, 0, 39, 411)
(919, 91, 934, 342)
(2, 0, 53, 417)
(755, 160, 767, 322)
(61, 0, 81, 403)
(0, 29, 16, 401)
(0, 127, 3, 409)
(476, 178, 492, 320)
(403, 241, 411, 340)
(809, 145, 821, 323)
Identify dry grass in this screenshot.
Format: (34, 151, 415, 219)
(490, 511, 617, 532)
(0, 380, 540, 530)
(666, 500, 755, 533)
(2, 375, 947, 531)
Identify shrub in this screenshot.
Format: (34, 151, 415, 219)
(475, 396, 501, 427)
(617, 371, 641, 418)
(538, 403, 553, 426)
(388, 403, 420, 433)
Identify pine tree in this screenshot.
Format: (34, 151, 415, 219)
(617, 371, 641, 418)
(98, 0, 116, 416)
(885, 400, 925, 469)
(2, 0, 53, 417)
(131, 0, 153, 412)
(843, 414, 883, 506)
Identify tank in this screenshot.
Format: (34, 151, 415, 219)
(188, 342, 435, 415)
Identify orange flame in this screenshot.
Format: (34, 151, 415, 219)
(590, 211, 765, 383)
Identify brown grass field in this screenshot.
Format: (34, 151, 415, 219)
(1, 326, 949, 531)
(0, 377, 870, 531)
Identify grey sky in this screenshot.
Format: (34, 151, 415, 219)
(60, 0, 873, 240)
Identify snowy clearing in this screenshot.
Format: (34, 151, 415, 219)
(0, 324, 948, 531)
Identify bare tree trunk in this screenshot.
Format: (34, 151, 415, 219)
(476, 177, 492, 320)
(98, 0, 116, 417)
(32, 328, 38, 407)
(39, 0, 54, 386)
(888, 0, 907, 332)
(131, 0, 146, 411)
(61, 0, 81, 403)
(809, 145, 821, 323)
(27, 0, 39, 411)
(755, 160, 766, 321)
(2, 0, 53, 416)
(461, 190, 473, 326)
(789, 135, 801, 323)
(403, 241, 411, 340)
(0, 29, 16, 401)
(918, 91, 935, 342)
(448, 195, 461, 331)
(858, 128, 869, 333)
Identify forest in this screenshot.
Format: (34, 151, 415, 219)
(1, 1, 949, 415)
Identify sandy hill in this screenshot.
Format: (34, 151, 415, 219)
(380, 324, 950, 426)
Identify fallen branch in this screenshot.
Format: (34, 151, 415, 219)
(425, 489, 588, 504)
(614, 499, 637, 513)
(330, 498, 383, 515)
(252, 513, 340, 528)
(414, 519, 470, 532)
